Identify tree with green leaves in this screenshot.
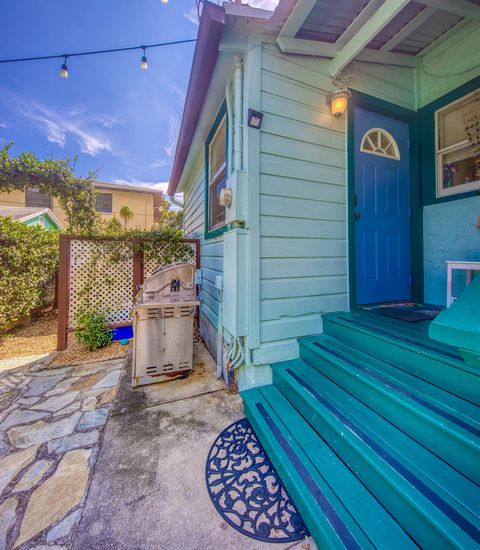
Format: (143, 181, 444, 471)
(119, 205, 134, 229)
(156, 197, 183, 230)
(0, 142, 98, 234)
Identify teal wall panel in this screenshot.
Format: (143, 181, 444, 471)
(182, 158, 224, 332)
(258, 45, 349, 352)
(424, 196, 480, 306)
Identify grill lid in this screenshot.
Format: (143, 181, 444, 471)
(138, 264, 197, 305)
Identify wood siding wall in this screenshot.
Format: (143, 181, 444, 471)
(259, 45, 349, 345)
(183, 158, 223, 333)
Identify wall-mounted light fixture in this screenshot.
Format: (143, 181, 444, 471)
(247, 108, 264, 129)
(327, 89, 351, 118)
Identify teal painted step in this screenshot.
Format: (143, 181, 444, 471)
(299, 334, 480, 484)
(322, 310, 480, 405)
(242, 385, 416, 550)
(430, 275, 480, 368)
(272, 360, 480, 548)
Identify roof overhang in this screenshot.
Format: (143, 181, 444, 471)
(274, 0, 480, 77)
(168, 2, 226, 196)
(94, 181, 163, 197)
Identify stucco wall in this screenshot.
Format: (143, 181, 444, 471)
(424, 196, 480, 306)
(0, 188, 155, 229)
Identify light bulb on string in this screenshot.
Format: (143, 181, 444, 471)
(60, 56, 69, 79)
(140, 47, 148, 71)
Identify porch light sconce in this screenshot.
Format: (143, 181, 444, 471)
(327, 89, 351, 118)
(247, 109, 264, 129)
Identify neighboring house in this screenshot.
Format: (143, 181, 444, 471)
(0, 181, 163, 230)
(0, 206, 65, 230)
(170, 2, 480, 546)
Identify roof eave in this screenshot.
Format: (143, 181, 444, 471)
(167, 2, 226, 196)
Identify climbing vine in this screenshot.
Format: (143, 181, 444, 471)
(73, 226, 195, 329)
(0, 142, 98, 234)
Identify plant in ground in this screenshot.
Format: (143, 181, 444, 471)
(75, 311, 113, 351)
(119, 205, 134, 229)
(0, 216, 59, 329)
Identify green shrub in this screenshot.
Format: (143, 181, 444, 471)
(75, 312, 113, 351)
(0, 216, 59, 328)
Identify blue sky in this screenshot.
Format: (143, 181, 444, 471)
(0, 0, 277, 194)
(0, 0, 272, 195)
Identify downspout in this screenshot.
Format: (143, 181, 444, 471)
(168, 195, 184, 208)
(225, 80, 234, 177)
(233, 56, 243, 172)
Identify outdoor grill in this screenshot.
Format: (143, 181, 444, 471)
(131, 264, 199, 387)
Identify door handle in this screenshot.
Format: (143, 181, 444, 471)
(354, 212, 361, 220)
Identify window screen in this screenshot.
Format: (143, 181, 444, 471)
(95, 192, 113, 213)
(25, 187, 53, 208)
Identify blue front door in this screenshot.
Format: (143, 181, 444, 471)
(354, 108, 411, 305)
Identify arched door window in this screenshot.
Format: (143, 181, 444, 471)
(360, 128, 400, 160)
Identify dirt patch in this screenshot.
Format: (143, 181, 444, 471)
(51, 339, 128, 367)
(0, 311, 57, 360)
(0, 311, 128, 367)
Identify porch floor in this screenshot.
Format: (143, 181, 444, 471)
(337, 306, 463, 360)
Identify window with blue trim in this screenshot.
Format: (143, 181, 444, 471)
(206, 111, 227, 233)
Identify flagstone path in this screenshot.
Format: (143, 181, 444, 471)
(0, 355, 123, 550)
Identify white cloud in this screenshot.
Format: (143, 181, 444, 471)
(0, 122, 7, 128)
(151, 159, 170, 169)
(0, 87, 112, 156)
(184, 5, 199, 25)
(163, 112, 180, 158)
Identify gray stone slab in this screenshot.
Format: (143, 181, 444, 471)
(77, 408, 109, 430)
(7, 413, 82, 449)
(13, 459, 53, 492)
(24, 375, 65, 397)
(31, 392, 79, 413)
(0, 409, 49, 431)
(47, 509, 81, 544)
(92, 370, 120, 390)
(0, 497, 18, 550)
(48, 430, 100, 455)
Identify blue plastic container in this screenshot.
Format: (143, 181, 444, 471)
(112, 325, 133, 342)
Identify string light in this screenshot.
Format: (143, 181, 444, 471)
(0, 38, 196, 79)
(140, 47, 148, 71)
(60, 56, 69, 79)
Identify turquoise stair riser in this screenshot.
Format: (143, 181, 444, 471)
(299, 339, 480, 485)
(323, 316, 480, 406)
(243, 389, 372, 549)
(258, 385, 416, 550)
(272, 363, 480, 549)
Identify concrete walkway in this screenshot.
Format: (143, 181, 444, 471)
(73, 342, 311, 550)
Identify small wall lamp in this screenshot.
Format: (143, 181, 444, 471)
(247, 109, 264, 129)
(327, 89, 351, 118)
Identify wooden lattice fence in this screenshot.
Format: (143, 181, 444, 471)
(57, 234, 199, 350)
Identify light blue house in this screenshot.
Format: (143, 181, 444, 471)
(169, 1, 480, 546)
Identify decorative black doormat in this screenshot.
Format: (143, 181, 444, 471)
(362, 302, 442, 322)
(205, 418, 310, 543)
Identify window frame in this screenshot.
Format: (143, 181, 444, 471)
(204, 101, 229, 240)
(435, 90, 480, 198)
(95, 192, 113, 213)
(25, 187, 53, 209)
